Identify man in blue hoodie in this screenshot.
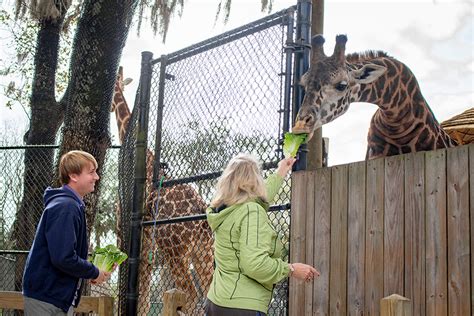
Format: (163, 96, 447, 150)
(22, 150, 110, 315)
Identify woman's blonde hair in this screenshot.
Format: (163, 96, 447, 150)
(210, 153, 267, 208)
(59, 150, 98, 185)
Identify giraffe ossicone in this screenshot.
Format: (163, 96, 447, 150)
(293, 34, 457, 159)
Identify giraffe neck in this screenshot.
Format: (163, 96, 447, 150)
(112, 85, 131, 144)
(351, 57, 457, 158)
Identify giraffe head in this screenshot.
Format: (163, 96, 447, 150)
(293, 34, 386, 138)
(110, 66, 133, 113)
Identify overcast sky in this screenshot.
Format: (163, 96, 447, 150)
(1, 0, 473, 165)
(120, 0, 473, 165)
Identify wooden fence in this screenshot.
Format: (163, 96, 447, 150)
(289, 144, 473, 315)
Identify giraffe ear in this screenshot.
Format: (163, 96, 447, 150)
(123, 78, 133, 85)
(350, 63, 386, 84)
(299, 72, 309, 87)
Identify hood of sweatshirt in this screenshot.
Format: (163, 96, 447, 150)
(43, 186, 84, 208)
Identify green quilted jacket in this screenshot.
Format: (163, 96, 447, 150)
(206, 173, 290, 314)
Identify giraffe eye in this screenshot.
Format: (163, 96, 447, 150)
(335, 81, 348, 91)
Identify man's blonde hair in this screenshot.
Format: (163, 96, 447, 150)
(59, 150, 98, 185)
(210, 153, 267, 208)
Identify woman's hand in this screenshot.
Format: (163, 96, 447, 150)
(277, 157, 296, 178)
(289, 263, 320, 282)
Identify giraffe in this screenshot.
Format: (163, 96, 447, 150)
(110, 66, 133, 142)
(292, 34, 458, 159)
(111, 66, 214, 315)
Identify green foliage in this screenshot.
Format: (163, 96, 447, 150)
(215, 0, 274, 24)
(0, 5, 77, 112)
(90, 244, 128, 272)
(162, 117, 276, 177)
(92, 151, 119, 248)
(0, 8, 38, 110)
(0, 123, 26, 249)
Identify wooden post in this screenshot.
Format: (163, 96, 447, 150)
(307, 0, 325, 170)
(98, 296, 114, 316)
(162, 288, 186, 316)
(380, 294, 412, 316)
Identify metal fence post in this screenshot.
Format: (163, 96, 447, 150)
(126, 51, 153, 316)
(280, 8, 296, 158)
(152, 55, 168, 187)
(293, 0, 312, 171)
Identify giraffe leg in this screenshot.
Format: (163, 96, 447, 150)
(187, 222, 214, 311)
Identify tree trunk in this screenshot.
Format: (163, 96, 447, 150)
(13, 15, 66, 292)
(57, 0, 137, 234)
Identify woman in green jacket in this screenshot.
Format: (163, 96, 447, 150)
(205, 153, 319, 316)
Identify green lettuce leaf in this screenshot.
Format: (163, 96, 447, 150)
(90, 244, 128, 272)
(283, 132, 308, 158)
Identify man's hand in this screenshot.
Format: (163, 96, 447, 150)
(91, 270, 111, 285)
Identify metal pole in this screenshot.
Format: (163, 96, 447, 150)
(293, 0, 312, 171)
(126, 51, 153, 316)
(282, 8, 296, 139)
(152, 55, 168, 187)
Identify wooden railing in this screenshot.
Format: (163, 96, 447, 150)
(0, 291, 113, 315)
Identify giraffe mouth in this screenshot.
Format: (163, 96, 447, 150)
(292, 120, 312, 134)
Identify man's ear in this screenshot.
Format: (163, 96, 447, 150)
(69, 174, 78, 183)
(350, 63, 386, 84)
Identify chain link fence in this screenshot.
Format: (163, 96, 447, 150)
(125, 6, 297, 316)
(1, 4, 305, 315)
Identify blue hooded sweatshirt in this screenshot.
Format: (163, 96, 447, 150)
(22, 186, 99, 312)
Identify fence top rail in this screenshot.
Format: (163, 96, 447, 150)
(150, 5, 296, 65)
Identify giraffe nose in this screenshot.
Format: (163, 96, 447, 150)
(303, 114, 313, 124)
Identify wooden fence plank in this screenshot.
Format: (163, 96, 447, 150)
(312, 167, 331, 316)
(404, 152, 425, 315)
(469, 144, 474, 315)
(447, 146, 470, 316)
(425, 149, 448, 316)
(329, 165, 348, 315)
(291, 144, 473, 316)
(289, 171, 307, 316)
(304, 171, 316, 315)
(347, 161, 366, 315)
(384, 155, 405, 296)
(365, 158, 385, 316)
